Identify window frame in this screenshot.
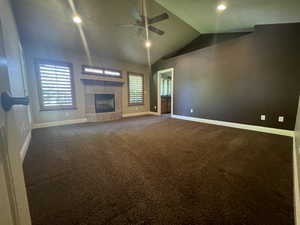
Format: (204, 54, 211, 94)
(82, 65, 122, 78)
(127, 72, 144, 106)
(35, 59, 76, 111)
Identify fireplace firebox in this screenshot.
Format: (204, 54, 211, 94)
(95, 94, 115, 113)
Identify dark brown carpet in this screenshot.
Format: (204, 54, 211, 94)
(24, 116, 294, 225)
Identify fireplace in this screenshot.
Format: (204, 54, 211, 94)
(83, 80, 122, 122)
(95, 94, 115, 113)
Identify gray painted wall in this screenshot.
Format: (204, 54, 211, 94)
(23, 42, 150, 125)
(152, 23, 300, 130)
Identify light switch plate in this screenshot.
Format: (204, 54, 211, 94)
(278, 116, 284, 122)
(260, 115, 266, 121)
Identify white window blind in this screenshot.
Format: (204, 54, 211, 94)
(36, 60, 75, 110)
(128, 73, 144, 105)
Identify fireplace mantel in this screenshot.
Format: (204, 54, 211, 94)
(80, 75, 124, 85)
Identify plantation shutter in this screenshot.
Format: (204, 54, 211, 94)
(36, 60, 75, 110)
(128, 73, 144, 105)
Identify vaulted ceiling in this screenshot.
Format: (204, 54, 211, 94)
(11, 0, 199, 65)
(155, 0, 300, 33)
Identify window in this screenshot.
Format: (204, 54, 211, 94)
(82, 65, 121, 77)
(36, 60, 76, 111)
(128, 73, 144, 105)
(82, 66, 104, 75)
(103, 69, 121, 76)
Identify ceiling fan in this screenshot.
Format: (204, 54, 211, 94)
(119, 0, 169, 36)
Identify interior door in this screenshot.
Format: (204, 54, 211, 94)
(0, 16, 31, 225)
(0, 18, 17, 225)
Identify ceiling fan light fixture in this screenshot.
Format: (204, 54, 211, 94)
(73, 15, 82, 24)
(145, 40, 151, 48)
(217, 3, 227, 12)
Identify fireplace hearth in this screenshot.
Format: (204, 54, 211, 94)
(95, 94, 115, 113)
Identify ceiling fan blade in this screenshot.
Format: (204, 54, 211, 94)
(148, 25, 165, 35)
(149, 13, 169, 24)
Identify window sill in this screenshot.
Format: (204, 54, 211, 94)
(40, 107, 77, 112)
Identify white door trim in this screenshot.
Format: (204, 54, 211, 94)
(157, 68, 174, 116)
(20, 131, 31, 163)
(293, 135, 300, 225)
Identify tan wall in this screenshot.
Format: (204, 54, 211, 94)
(23, 43, 150, 125)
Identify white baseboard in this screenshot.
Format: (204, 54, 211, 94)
(122, 112, 156, 118)
(172, 114, 294, 137)
(148, 111, 160, 116)
(294, 135, 300, 225)
(32, 118, 87, 129)
(33, 113, 160, 128)
(20, 131, 31, 163)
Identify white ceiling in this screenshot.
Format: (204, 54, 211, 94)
(11, 0, 199, 65)
(155, 0, 300, 33)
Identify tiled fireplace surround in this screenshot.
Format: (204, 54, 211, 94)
(83, 80, 123, 122)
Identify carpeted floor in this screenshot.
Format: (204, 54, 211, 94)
(24, 116, 294, 225)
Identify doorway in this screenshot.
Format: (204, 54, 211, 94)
(157, 68, 174, 115)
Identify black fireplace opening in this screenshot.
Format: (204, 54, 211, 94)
(95, 94, 115, 113)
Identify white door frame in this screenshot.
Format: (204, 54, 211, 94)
(157, 68, 174, 116)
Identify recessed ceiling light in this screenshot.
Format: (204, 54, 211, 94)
(145, 40, 151, 48)
(73, 16, 82, 24)
(217, 4, 227, 12)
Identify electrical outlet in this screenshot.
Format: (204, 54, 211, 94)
(278, 116, 284, 122)
(190, 108, 194, 113)
(260, 115, 266, 121)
